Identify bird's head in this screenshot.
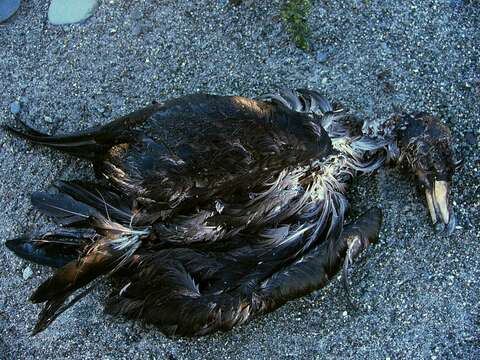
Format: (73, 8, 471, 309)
(389, 112, 460, 233)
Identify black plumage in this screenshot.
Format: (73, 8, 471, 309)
(3, 89, 457, 336)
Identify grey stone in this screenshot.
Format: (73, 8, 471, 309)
(10, 101, 20, 114)
(0, 0, 20, 23)
(465, 131, 476, 146)
(132, 23, 143, 36)
(22, 266, 33, 280)
(316, 51, 328, 63)
(48, 0, 99, 25)
(130, 9, 143, 21)
(450, 0, 464, 7)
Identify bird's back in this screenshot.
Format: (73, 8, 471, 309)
(98, 94, 333, 212)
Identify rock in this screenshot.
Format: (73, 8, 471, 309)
(316, 51, 328, 63)
(449, 0, 464, 7)
(352, 0, 364, 9)
(465, 131, 476, 146)
(130, 9, 143, 21)
(132, 23, 143, 36)
(22, 266, 33, 280)
(48, 0, 99, 25)
(0, 0, 20, 23)
(10, 100, 20, 114)
(141, 20, 153, 34)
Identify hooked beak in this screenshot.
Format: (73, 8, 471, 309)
(425, 180, 456, 234)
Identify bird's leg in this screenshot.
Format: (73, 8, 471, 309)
(380, 113, 459, 233)
(340, 213, 382, 310)
(259, 208, 383, 312)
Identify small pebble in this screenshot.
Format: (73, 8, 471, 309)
(449, 0, 464, 7)
(44, 115, 53, 123)
(10, 101, 20, 114)
(465, 131, 476, 146)
(316, 51, 328, 63)
(22, 266, 33, 280)
(342, 311, 348, 317)
(132, 23, 143, 36)
(130, 9, 143, 21)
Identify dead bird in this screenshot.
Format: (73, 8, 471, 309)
(3, 89, 458, 336)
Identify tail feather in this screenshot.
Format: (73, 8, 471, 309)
(30, 251, 114, 303)
(31, 183, 135, 231)
(31, 280, 98, 335)
(55, 181, 133, 224)
(27, 240, 131, 335)
(31, 292, 71, 335)
(31, 191, 100, 227)
(4, 181, 150, 334)
(5, 237, 84, 268)
(5, 230, 94, 268)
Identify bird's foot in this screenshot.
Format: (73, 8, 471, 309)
(341, 208, 383, 309)
(388, 113, 460, 234)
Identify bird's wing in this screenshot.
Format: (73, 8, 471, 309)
(98, 94, 333, 212)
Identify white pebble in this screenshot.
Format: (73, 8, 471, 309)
(22, 266, 33, 280)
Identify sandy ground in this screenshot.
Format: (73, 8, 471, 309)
(0, 0, 479, 359)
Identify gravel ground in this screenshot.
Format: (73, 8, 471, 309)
(1, 0, 479, 359)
